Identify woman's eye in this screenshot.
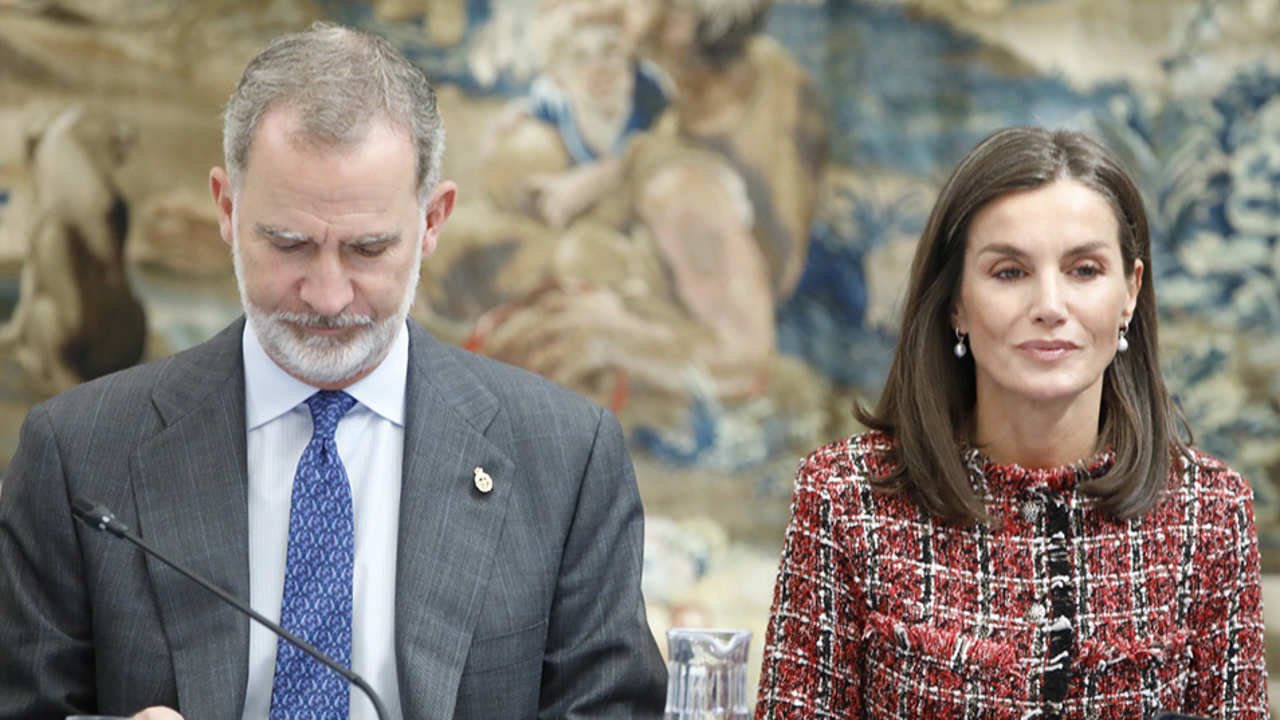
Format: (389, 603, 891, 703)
(1072, 264, 1102, 278)
(994, 267, 1024, 280)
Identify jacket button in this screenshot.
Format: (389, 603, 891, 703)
(1026, 602, 1047, 622)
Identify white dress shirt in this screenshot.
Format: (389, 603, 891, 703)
(240, 322, 407, 720)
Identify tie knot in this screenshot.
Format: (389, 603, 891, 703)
(305, 390, 356, 439)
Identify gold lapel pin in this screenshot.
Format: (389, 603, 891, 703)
(474, 466, 493, 494)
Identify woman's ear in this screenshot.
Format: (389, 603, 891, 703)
(1123, 258, 1144, 323)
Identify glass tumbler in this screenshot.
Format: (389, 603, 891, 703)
(663, 627, 752, 720)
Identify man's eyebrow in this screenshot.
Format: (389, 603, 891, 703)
(344, 232, 401, 246)
(253, 226, 401, 246)
(256, 224, 309, 243)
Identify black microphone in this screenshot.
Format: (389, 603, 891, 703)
(71, 497, 390, 720)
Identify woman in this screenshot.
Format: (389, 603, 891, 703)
(754, 127, 1266, 720)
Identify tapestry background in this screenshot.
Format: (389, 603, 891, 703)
(1, 0, 1277, 707)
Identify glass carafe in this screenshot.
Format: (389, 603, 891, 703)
(663, 628, 752, 720)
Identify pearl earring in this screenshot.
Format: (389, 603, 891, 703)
(1116, 324, 1129, 353)
(953, 329, 967, 358)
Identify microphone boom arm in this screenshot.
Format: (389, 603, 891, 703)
(71, 498, 390, 720)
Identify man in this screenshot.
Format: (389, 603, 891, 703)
(0, 23, 666, 720)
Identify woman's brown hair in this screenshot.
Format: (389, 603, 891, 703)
(856, 126, 1189, 525)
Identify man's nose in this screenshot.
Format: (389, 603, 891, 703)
(298, 251, 354, 317)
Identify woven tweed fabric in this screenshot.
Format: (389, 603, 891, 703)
(755, 431, 1267, 720)
(270, 390, 358, 720)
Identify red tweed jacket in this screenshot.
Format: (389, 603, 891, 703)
(755, 431, 1267, 720)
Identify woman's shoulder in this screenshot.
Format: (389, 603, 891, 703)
(1172, 446, 1254, 504)
(784, 432, 914, 542)
(1153, 447, 1257, 537)
(794, 430, 899, 492)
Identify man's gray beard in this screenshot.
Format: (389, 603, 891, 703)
(232, 233, 420, 386)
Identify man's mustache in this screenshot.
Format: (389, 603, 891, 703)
(274, 311, 374, 329)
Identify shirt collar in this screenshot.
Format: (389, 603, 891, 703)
(242, 320, 409, 430)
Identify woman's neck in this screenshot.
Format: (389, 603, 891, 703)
(970, 385, 1104, 469)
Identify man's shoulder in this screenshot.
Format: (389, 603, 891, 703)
(409, 324, 605, 428)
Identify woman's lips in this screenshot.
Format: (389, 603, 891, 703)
(1017, 339, 1079, 361)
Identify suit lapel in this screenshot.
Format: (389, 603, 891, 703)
(132, 320, 251, 720)
(395, 324, 515, 720)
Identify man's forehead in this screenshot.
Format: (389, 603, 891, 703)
(233, 108, 417, 205)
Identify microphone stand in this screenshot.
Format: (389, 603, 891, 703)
(72, 498, 390, 720)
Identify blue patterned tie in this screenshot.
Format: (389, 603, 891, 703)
(270, 390, 357, 720)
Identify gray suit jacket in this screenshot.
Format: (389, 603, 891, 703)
(0, 318, 666, 719)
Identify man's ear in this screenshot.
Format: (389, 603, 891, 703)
(210, 167, 235, 247)
(420, 180, 457, 256)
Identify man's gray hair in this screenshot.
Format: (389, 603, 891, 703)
(222, 22, 445, 204)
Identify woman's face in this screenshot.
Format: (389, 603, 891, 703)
(953, 178, 1143, 412)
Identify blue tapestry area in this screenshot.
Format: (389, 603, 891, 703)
(318, 0, 1279, 510)
(527, 62, 669, 164)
